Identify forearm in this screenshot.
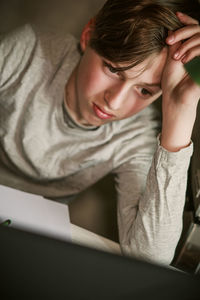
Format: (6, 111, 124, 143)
(161, 102, 197, 152)
(161, 12, 200, 152)
(119, 141, 193, 265)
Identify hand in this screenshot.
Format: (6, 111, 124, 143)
(167, 12, 200, 65)
(160, 12, 200, 152)
(164, 12, 200, 104)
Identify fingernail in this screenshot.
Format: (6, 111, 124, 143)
(167, 35, 174, 44)
(176, 11, 183, 17)
(174, 52, 179, 59)
(182, 57, 186, 64)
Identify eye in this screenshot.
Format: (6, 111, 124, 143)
(107, 64, 117, 74)
(141, 88, 152, 96)
(137, 87, 153, 98)
(103, 61, 120, 77)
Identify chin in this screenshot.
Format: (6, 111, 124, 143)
(87, 119, 104, 127)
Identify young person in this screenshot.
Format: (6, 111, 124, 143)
(0, 0, 200, 264)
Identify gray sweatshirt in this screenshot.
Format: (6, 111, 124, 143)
(0, 24, 193, 264)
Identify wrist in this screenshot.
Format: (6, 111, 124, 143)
(161, 104, 196, 152)
(160, 134, 191, 152)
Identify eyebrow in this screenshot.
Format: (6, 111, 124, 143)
(139, 82, 161, 89)
(104, 61, 162, 89)
(104, 61, 131, 73)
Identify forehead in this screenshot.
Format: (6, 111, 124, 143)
(113, 48, 168, 83)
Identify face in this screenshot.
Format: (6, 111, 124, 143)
(66, 30, 168, 127)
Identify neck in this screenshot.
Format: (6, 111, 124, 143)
(65, 65, 95, 127)
(64, 66, 82, 123)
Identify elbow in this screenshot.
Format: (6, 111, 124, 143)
(120, 241, 175, 266)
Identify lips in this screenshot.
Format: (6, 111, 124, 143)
(92, 103, 114, 120)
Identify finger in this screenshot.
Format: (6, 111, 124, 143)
(182, 45, 200, 64)
(166, 25, 200, 45)
(163, 44, 186, 89)
(176, 11, 199, 25)
(173, 33, 200, 60)
(167, 40, 182, 58)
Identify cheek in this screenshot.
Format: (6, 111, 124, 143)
(78, 63, 109, 97)
(123, 97, 151, 118)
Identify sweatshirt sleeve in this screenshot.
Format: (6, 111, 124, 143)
(114, 135, 193, 265)
(0, 24, 36, 91)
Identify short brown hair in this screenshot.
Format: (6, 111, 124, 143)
(89, 0, 199, 70)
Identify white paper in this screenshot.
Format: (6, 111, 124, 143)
(0, 185, 71, 242)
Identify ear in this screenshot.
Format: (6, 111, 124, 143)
(80, 18, 95, 52)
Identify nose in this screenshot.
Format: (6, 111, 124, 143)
(104, 82, 128, 111)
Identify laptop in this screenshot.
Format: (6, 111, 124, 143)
(1, 224, 200, 300)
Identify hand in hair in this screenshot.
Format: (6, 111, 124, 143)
(160, 12, 200, 152)
(167, 12, 200, 65)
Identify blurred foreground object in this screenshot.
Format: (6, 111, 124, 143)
(185, 57, 200, 86)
